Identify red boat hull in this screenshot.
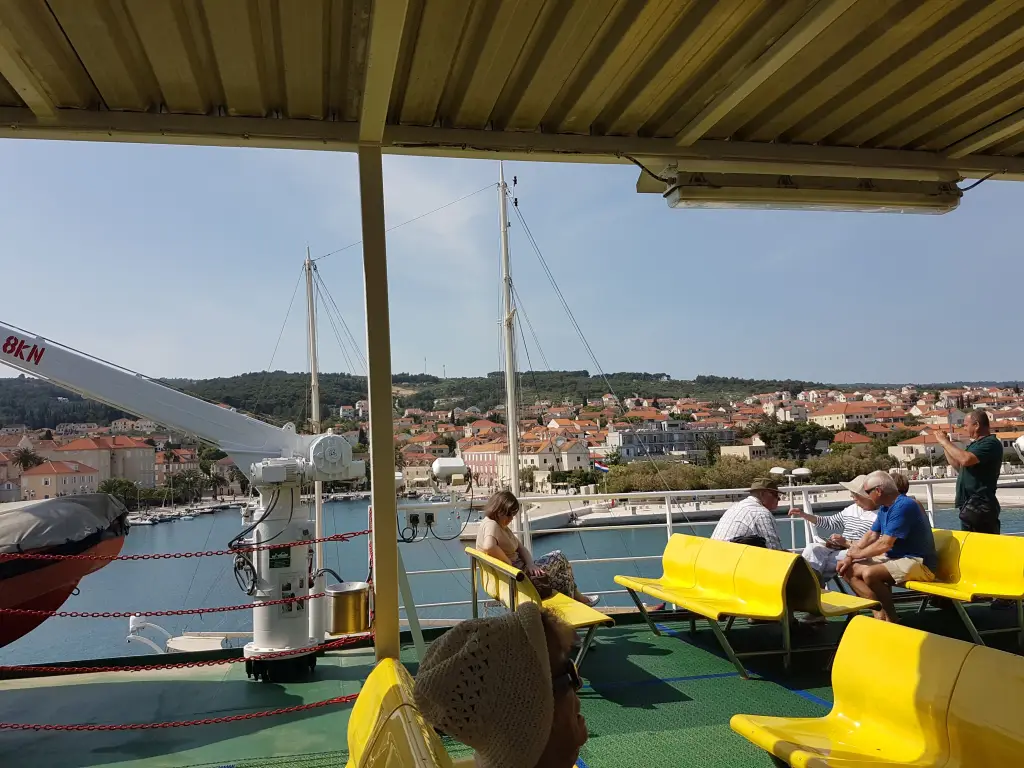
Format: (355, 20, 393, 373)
(0, 534, 126, 648)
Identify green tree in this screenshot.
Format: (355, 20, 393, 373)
(903, 414, 920, 426)
(170, 468, 207, 502)
(207, 472, 227, 499)
(394, 443, 406, 470)
(695, 433, 721, 466)
(846, 422, 868, 434)
(909, 454, 947, 469)
(12, 447, 44, 470)
(520, 465, 535, 491)
(228, 465, 250, 494)
(805, 448, 896, 484)
(744, 418, 832, 459)
(42, 429, 52, 440)
(98, 478, 137, 509)
(605, 448, 622, 466)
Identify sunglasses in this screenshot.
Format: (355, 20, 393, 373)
(553, 659, 582, 693)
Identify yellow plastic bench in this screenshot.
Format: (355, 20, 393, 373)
(614, 534, 879, 677)
(906, 528, 1024, 647)
(345, 657, 455, 768)
(730, 615, 1024, 766)
(465, 546, 613, 666)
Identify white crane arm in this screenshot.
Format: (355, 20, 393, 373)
(0, 321, 310, 473)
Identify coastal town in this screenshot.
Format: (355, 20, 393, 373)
(397, 384, 1024, 491)
(5, 381, 1021, 505)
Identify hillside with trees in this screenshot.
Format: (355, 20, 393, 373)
(0, 375, 129, 429)
(0, 370, 826, 428)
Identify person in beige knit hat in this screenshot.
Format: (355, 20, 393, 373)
(414, 603, 588, 768)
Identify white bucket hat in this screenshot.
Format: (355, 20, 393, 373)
(414, 602, 553, 768)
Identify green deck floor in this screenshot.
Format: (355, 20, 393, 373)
(1, 602, 1020, 768)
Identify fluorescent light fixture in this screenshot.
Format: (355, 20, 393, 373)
(664, 173, 961, 214)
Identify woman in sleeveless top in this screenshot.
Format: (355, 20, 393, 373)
(475, 490, 599, 606)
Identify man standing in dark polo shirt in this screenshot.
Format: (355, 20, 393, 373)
(935, 408, 1003, 534)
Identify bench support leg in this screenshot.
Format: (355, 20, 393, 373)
(626, 589, 662, 636)
(953, 600, 985, 646)
(917, 596, 929, 615)
(724, 616, 736, 635)
(470, 561, 479, 619)
(1017, 600, 1023, 650)
(708, 619, 747, 679)
(689, 617, 696, 636)
(781, 613, 792, 671)
(575, 626, 597, 667)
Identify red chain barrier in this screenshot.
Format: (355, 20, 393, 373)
(0, 694, 358, 731)
(0, 592, 326, 619)
(0, 633, 372, 675)
(0, 529, 370, 562)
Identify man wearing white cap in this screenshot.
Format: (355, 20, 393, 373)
(789, 474, 878, 583)
(414, 603, 589, 768)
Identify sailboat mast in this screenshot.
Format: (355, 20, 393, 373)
(498, 162, 520, 498)
(304, 248, 324, 571)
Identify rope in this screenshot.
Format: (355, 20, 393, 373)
(0, 529, 369, 562)
(0, 593, 325, 619)
(0, 635, 368, 675)
(0, 694, 358, 731)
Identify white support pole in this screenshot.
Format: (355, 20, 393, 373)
(498, 161, 530, 552)
(305, 250, 324, 566)
(359, 145, 399, 661)
(801, 489, 816, 547)
(663, 494, 674, 543)
(925, 483, 936, 526)
(396, 548, 426, 662)
(305, 250, 326, 643)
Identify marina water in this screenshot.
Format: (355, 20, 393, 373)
(3, 500, 1023, 666)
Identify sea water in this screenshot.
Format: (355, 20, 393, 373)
(2, 500, 1022, 666)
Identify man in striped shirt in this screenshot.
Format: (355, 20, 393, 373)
(789, 474, 878, 583)
(710, 477, 784, 550)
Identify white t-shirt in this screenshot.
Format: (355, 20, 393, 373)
(475, 517, 519, 560)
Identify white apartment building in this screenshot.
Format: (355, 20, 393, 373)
(605, 423, 735, 460)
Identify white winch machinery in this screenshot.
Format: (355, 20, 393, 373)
(0, 321, 364, 681)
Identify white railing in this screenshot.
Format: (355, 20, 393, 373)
(397, 475, 1024, 617)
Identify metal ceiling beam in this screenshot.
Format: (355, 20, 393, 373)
(385, 124, 1024, 181)
(945, 107, 1024, 159)
(0, 19, 56, 120)
(359, 0, 410, 144)
(0, 106, 360, 150)
(673, 0, 857, 147)
(0, 106, 1022, 182)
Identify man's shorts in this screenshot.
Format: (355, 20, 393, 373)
(863, 555, 934, 585)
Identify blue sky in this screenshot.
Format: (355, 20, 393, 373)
(1, 138, 1021, 386)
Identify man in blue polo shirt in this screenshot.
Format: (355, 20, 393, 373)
(837, 470, 937, 623)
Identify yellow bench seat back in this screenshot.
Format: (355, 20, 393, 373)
(947, 643, 1024, 766)
(346, 658, 453, 768)
(731, 617, 973, 766)
(691, 538, 745, 599)
(731, 545, 798, 620)
(660, 533, 705, 588)
(953, 531, 1024, 597)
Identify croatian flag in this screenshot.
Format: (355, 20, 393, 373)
(594, 461, 610, 473)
